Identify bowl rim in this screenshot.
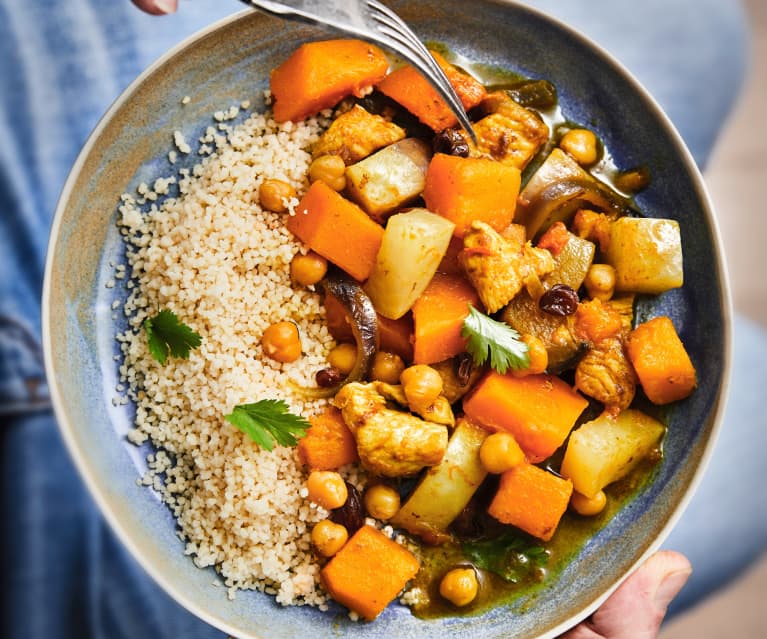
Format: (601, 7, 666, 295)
(41, 2, 733, 637)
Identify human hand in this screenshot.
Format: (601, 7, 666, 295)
(131, 0, 178, 15)
(559, 551, 691, 639)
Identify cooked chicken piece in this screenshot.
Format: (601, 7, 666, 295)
(312, 105, 405, 164)
(575, 337, 636, 411)
(333, 382, 448, 477)
(460, 221, 555, 313)
(373, 382, 455, 427)
(458, 91, 549, 170)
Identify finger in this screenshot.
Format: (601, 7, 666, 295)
(130, 0, 178, 15)
(559, 551, 692, 639)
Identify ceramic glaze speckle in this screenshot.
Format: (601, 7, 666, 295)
(42, 2, 730, 638)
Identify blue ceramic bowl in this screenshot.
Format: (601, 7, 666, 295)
(42, 1, 731, 637)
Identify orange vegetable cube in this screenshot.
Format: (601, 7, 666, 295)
(488, 463, 573, 541)
(270, 39, 389, 122)
(411, 273, 480, 365)
(627, 316, 697, 404)
(320, 525, 420, 620)
(297, 406, 358, 470)
(376, 51, 486, 131)
(423, 153, 521, 238)
(288, 181, 384, 281)
(462, 372, 588, 463)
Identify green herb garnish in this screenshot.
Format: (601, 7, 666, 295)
(461, 305, 529, 374)
(225, 399, 310, 451)
(144, 309, 202, 364)
(463, 532, 550, 583)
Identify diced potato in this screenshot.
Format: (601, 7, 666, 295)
(345, 138, 431, 222)
(391, 418, 488, 544)
(560, 409, 665, 498)
(604, 217, 683, 294)
(312, 104, 406, 164)
(364, 208, 455, 319)
(544, 231, 596, 290)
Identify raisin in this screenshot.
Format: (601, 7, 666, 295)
(433, 129, 470, 157)
(454, 352, 475, 387)
(539, 284, 579, 316)
(315, 367, 343, 388)
(330, 482, 365, 534)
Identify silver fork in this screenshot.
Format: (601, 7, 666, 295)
(237, 0, 477, 142)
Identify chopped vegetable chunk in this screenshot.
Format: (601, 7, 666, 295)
(423, 154, 521, 238)
(298, 406, 359, 470)
(412, 273, 480, 365)
(320, 524, 420, 620)
(560, 409, 665, 498)
(627, 316, 697, 404)
(376, 50, 486, 131)
(270, 39, 389, 122)
(287, 181, 384, 281)
(488, 463, 573, 541)
(463, 371, 588, 463)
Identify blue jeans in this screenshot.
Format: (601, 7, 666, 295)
(1, 1, 761, 637)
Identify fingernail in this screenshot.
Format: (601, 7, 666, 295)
(153, 0, 177, 14)
(654, 568, 692, 609)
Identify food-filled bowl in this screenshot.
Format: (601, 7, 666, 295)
(42, 1, 730, 637)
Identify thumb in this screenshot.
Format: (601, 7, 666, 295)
(131, 0, 178, 15)
(559, 550, 692, 639)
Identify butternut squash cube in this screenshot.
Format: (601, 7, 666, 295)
(320, 525, 419, 620)
(488, 463, 573, 541)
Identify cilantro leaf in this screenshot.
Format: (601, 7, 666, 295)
(144, 309, 202, 364)
(461, 305, 530, 374)
(224, 399, 310, 451)
(462, 532, 550, 584)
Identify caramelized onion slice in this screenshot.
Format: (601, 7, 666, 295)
(521, 177, 635, 239)
(293, 268, 379, 399)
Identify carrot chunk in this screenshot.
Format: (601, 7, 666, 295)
(297, 406, 358, 470)
(488, 463, 573, 541)
(320, 525, 420, 620)
(626, 316, 697, 404)
(376, 51, 486, 131)
(462, 371, 588, 463)
(287, 181, 384, 281)
(423, 153, 521, 238)
(411, 273, 480, 365)
(270, 39, 389, 122)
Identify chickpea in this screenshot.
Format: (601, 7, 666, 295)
(311, 519, 348, 557)
(306, 470, 348, 510)
(290, 251, 328, 287)
(479, 432, 526, 474)
(512, 334, 548, 378)
(261, 321, 301, 363)
(584, 263, 616, 301)
(559, 128, 599, 166)
(258, 178, 296, 213)
(364, 484, 401, 520)
(327, 343, 357, 375)
(308, 154, 347, 191)
(570, 489, 607, 516)
(370, 351, 405, 384)
(439, 567, 479, 607)
(400, 365, 443, 412)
